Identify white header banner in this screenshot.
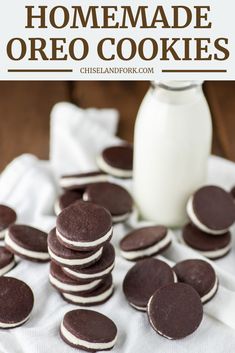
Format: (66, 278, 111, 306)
(0, 0, 234, 80)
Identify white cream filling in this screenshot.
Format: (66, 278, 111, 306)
(54, 200, 62, 216)
(201, 277, 218, 303)
(0, 229, 7, 240)
(62, 284, 114, 304)
(5, 231, 50, 260)
(60, 174, 109, 188)
(63, 262, 115, 280)
(61, 321, 117, 350)
(121, 230, 172, 260)
(48, 246, 103, 266)
(97, 155, 132, 178)
(0, 259, 15, 276)
(56, 227, 113, 248)
(0, 313, 31, 328)
(49, 273, 101, 292)
(187, 196, 229, 235)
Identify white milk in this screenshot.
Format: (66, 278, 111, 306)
(133, 81, 212, 227)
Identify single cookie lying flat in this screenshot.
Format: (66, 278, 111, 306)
(0, 205, 17, 240)
(173, 259, 218, 303)
(187, 185, 235, 235)
(56, 201, 113, 251)
(182, 223, 231, 259)
(0, 277, 34, 328)
(60, 309, 117, 351)
(54, 190, 83, 216)
(48, 228, 103, 268)
(83, 182, 133, 223)
(0, 246, 15, 276)
(97, 145, 133, 178)
(120, 226, 172, 261)
(5, 225, 49, 262)
(147, 283, 203, 340)
(123, 258, 177, 311)
(60, 171, 109, 190)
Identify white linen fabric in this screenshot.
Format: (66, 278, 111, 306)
(0, 102, 235, 352)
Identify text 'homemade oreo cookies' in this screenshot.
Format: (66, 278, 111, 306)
(83, 182, 133, 223)
(97, 145, 133, 178)
(0, 246, 15, 276)
(5, 225, 49, 262)
(147, 283, 203, 340)
(123, 258, 177, 311)
(187, 185, 235, 235)
(173, 259, 218, 304)
(56, 201, 113, 251)
(60, 309, 117, 351)
(120, 226, 172, 261)
(0, 205, 17, 240)
(60, 171, 109, 190)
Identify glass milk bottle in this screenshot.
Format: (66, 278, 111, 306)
(133, 81, 212, 227)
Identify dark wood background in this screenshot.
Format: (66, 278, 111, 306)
(0, 81, 234, 170)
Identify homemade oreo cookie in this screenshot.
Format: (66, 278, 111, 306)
(182, 223, 231, 259)
(187, 185, 235, 235)
(83, 182, 133, 223)
(173, 259, 218, 304)
(0, 205, 17, 240)
(60, 309, 117, 351)
(60, 171, 109, 190)
(54, 190, 83, 216)
(0, 246, 15, 276)
(97, 145, 133, 178)
(120, 226, 172, 261)
(147, 283, 203, 340)
(0, 277, 34, 328)
(56, 201, 113, 251)
(123, 258, 177, 311)
(5, 225, 49, 262)
(48, 228, 103, 268)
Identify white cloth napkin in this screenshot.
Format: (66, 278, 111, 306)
(1, 102, 235, 353)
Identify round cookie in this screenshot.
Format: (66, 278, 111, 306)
(56, 201, 113, 251)
(0, 277, 34, 328)
(5, 224, 49, 262)
(182, 223, 231, 259)
(54, 190, 83, 216)
(97, 145, 133, 178)
(49, 261, 103, 294)
(147, 283, 203, 340)
(230, 186, 235, 200)
(83, 182, 133, 223)
(123, 258, 177, 311)
(63, 243, 115, 281)
(0, 246, 15, 276)
(0, 205, 17, 240)
(48, 228, 103, 268)
(60, 309, 117, 351)
(187, 185, 235, 235)
(60, 171, 109, 190)
(120, 226, 172, 261)
(173, 259, 218, 303)
(61, 274, 114, 306)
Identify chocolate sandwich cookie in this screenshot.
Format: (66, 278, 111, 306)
(60, 171, 109, 190)
(0, 277, 34, 328)
(5, 225, 49, 262)
(83, 182, 133, 223)
(48, 228, 103, 269)
(0, 246, 15, 276)
(182, 223, 231, 259)
(49, 261, 103, 294)
(0, 205, 17, 240)
(230, 186, 235, 200)
(97, 145, 133, 178)
(120, 226, 172, 261)
(63, 243, 115, 281)
(187, 185, 235, 235)
(54, 190, 83, 216)
(61, 274, 114, 306)
(173, 259, 218, 304)
(123, 258, 177, 311)
(147, 283, 203, 340)
(56, 201, 113, 251)
(60, 309, 117, 351)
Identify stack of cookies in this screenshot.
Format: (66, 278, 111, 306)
(48, 201, 115, 306)
(183, 185, 235, 259)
